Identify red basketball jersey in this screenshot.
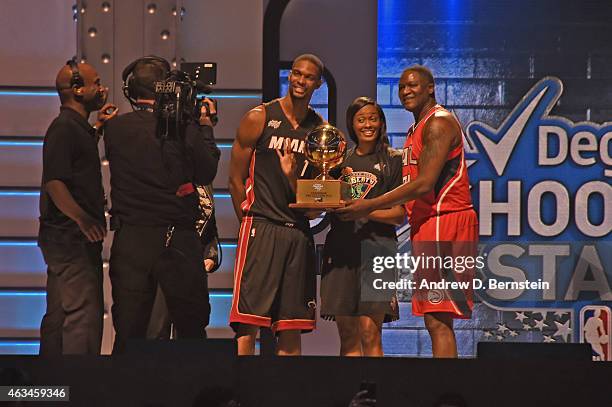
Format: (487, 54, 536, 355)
(402, 104, 474, 226)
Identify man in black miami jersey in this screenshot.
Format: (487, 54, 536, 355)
(228, 54, 325, 355)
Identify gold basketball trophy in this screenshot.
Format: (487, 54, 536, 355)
(289, 124, 351, 209)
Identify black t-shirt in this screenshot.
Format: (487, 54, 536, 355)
(244, 99, 323, 228)
(103, 109, 220, 228)
(325, 147, 403, 253)
(39, 106, 105, 241)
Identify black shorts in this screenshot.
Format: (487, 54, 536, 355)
(320, 239, 399, 323)
(230, 217, 316, 333)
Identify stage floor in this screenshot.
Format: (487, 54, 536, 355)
(1, 345, 610, 407)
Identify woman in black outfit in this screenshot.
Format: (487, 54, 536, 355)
(322, 97, 405, 356)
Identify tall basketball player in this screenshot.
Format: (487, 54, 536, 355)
(228, 54, 325, 356)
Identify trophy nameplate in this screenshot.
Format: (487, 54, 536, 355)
(289, 124, 349, 209)
(290, 179, 351, 208)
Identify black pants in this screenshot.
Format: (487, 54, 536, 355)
(38, 240, 104, 355)
(109, 224, 210, 353)
(146, 286, 173, 339)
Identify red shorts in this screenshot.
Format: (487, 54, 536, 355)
(410, 209, 478, 319)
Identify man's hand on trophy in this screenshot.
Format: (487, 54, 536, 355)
(335, 198, 374, 221)
(275, 140, 297, 180)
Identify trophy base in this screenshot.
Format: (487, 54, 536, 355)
(291, 179, 351, 209)
(289, 202, 346, 209)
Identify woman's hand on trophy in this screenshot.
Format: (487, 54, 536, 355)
(335, 198, 375, 221)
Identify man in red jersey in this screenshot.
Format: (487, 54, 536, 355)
(337, 65, 478, 358)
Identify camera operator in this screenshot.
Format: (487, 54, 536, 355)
(103, 56, 220, 353)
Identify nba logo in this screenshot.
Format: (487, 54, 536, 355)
(580, 306, 611, 361)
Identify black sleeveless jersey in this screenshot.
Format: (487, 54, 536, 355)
(241, 99, 323, 227)
(327, 147, 403, 245)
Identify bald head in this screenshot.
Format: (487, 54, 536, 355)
(56, 64, 74, 92)
(56, 62, 96, 89)
(55, 61, 106, 111)
(55, 62, 103, 105)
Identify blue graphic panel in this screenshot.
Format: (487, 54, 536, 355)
(377, 0, 612, 358)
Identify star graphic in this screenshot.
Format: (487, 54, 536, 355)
(509, 330, 519, 337)
(515, 311, 528, 323)
(496, 335, 504, 342)
(533, 318, 548, 331)
(553, 320, 572, 342)
(554, 311, 567, 319)
(532, 311, 548, 320)
(523, 323, 532, 331)
(543, 335, 556, 343)
(483, 330, 493, 338)
(497, 323, 510, 333)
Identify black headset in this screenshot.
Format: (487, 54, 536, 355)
(66, 58, 84, 88)
(121, 55, 171, 105)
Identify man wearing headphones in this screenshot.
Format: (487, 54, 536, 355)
(103, 56, 220, 353)
(38, 60, 116, 355)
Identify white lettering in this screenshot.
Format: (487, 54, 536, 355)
(269, 136, 284, 150)
(528, 245, 569, 300)
(600, 132, 612, 176)
(571, 131, 598, 166)
(565, 245, 612, 301)
(527, 181, 570, 236)
(479, 180, 521, 236)
(575, 181, 612, 237)
(539, 125, 567, 166)
(485, 244, 526, 300)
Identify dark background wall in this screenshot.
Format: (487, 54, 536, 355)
(280, 0, 378, 137)
(377, 0, 612, 148)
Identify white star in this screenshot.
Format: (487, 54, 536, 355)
(553, 320, 572, 342)
(515, 311, 528, 322)
(554, 310, 567, 318)
(532, 310, 548, 320)
(523, 323, 532, 331)
(497, 323, 510, 333)
(483, 330, 493, 338)
(509, 330, 519, 337)
(543, 335, 556, 343)
(496, 335, 504, 341)
(534, 318, 548, 331)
